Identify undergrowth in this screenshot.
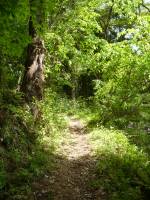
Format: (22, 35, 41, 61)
(65, 99, 150, 200)
(89, 128, 150, 200)
(1, 92, 150, 200)
(0, 90, 69, 199)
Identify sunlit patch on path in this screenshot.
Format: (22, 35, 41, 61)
(34, 117, 104, 200)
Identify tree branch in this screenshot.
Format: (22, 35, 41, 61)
(141, 0, 150, 12)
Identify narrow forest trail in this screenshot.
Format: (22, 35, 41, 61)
(48, 117, 102, 200)
(32, 117, 104, 200)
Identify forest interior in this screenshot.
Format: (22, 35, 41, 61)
(0, 0, 150, 200)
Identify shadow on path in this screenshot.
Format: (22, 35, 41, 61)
(32, 154, 105, 200)
(32, 117, 105, 200)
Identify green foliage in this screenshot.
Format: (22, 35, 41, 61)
(45, 0, 150, 130)
(0, 0, 150, 199)
(125, 128, 150, 155)
(0, 0, 59, 93)
(0, 90, 70, 199)
(90, 128, 150, 200)
(45, 0, 102, 94)
(0, 0, 30, 58)
(92, 1, 150, 127)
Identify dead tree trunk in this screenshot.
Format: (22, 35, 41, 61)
(21, 17, 45, 102)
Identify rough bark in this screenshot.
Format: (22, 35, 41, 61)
(21, 18, 45, 102)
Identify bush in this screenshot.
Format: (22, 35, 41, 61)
(90, 128, 150, 200)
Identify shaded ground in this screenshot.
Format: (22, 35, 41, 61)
(32, 117, 105, 200)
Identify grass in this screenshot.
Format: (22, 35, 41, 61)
(0, 90, 71, 199)
(65, 98, 150, 199)
(1, 92, 150, 200)
(124, 128, 150, 156)
(89, 127, 150, 200)
(44, 96, 150, 200)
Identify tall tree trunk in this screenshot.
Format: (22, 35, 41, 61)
(21, 17, 45, 102)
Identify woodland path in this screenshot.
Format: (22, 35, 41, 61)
(33, 117, 104, 200)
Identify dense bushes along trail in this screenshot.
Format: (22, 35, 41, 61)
(1, 1, 150, 199)
(31, 114, 150, 200)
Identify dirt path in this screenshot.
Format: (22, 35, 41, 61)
(33, 117, 103, 200)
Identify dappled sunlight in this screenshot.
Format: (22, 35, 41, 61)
(1, 0, 150, 199)
(32, 124, 150, 200)
(32, 117, 105, 200)
(89, 128, 150, 200)
(31, 152, 105, 200)
(124, 128, 150, 156)
(46, 155, 101, 200)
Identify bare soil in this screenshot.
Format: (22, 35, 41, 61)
(32, 117, 105, 200)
